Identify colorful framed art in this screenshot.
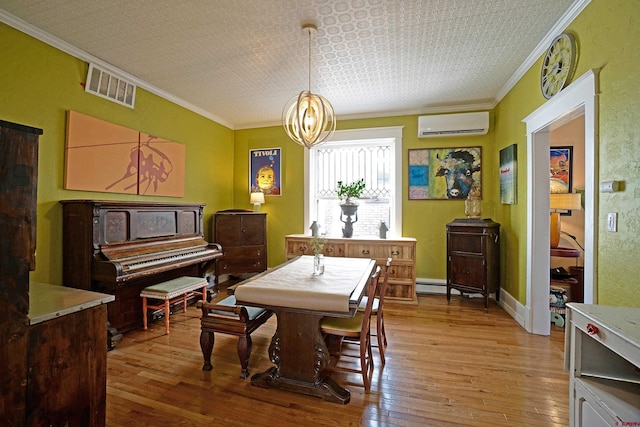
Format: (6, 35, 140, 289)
(499, 144, 517, 204)
(550, 146, 573, 194)
(250, 147, 281, 196)
(408, 146, 481, 200)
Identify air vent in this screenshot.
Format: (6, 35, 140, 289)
(85, 63, 136, 108)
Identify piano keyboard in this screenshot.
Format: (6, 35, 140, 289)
(123, 248, 216, 271)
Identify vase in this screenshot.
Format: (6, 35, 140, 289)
(313, 254, 325, 275)
(465, 192, 482, 218)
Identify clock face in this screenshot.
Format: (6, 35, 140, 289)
(540, 33, 576, 99)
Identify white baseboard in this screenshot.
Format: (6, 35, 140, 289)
(416, 277, 530, 332)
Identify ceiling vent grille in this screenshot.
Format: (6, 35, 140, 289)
(85, 63, 136, 108)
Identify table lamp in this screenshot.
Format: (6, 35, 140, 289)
(250, 191, 265, 212)
(550, 192, 582, 248)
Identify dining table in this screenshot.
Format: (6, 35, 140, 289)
(234, 255, 376, 404)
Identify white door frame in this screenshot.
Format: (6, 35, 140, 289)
(523, 70, 599, 335)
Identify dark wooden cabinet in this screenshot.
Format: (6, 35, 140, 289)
(1, 120, 109, 426)
(446, 218, 500, 311)
(215, 211, 267, 280)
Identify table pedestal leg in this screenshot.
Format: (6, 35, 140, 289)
(250, 310, 351, 404)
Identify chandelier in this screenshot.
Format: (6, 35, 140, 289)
(282, 23, 336, 149)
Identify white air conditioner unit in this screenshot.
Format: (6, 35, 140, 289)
(418, 111, 489, 138)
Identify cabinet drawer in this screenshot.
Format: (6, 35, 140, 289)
(223, 245, 265, 259)
(448, 233, 483, 254)
(347, 243, 414, 261)
(219, 258, 265, 274)
(387, 264, 413, 280)
(385, 280, 414, 301)
(286, 239, 311, 257)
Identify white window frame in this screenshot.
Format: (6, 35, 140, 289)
(304, 126, 403, 238)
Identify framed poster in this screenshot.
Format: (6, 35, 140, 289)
(550, 146, 572, 194)
(408, 146, 481, 200)
(250, 147, 281, 196)
(499, 144, 517, 204)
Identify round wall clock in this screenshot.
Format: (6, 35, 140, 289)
(540, 33, 577, 99)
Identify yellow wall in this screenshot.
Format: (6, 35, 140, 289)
(0, 23, 235, 285)
(3, 0, 639, 308)
(493, 0, 640, 307)
(235, 115, 497, 278)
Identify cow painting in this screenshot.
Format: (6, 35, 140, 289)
(434, 148, 481, 199)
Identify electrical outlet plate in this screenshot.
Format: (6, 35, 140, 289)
(607, 212, 618, 232)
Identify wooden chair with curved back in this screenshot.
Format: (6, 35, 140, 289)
(358, 257, 391, 366)
(320, 265, 381, 391)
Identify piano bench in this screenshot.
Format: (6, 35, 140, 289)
(140, 276, 208, 335)
(197, 296, 273, 379)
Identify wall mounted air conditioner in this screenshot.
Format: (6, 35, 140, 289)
(418, 111, 489, 138)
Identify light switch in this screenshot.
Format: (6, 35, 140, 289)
(607, 212, 617, 232)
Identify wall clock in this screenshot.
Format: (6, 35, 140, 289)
(540, 33, 577, 99)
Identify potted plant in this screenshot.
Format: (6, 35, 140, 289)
(337, 179, 365, 237)
(337, 178, 365, 214)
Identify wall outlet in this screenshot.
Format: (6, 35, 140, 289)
(607, 212, 618, 232)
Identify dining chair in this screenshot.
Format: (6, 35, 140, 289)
(320, 265, 381, 391)
(358, 257, 391, 366)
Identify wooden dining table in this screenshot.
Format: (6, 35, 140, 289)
(234, 255, 376, 404)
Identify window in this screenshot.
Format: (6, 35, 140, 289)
(305, 127, 403, 238)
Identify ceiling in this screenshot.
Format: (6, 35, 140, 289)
(0, 0, 581, 130)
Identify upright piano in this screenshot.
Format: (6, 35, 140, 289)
(61, 200, 222, 345)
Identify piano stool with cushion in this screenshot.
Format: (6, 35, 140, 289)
(197, 295, 273, 379)
(140, 276, 208, 335)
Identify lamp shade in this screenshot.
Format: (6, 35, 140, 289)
(549, 192, 581, 248)
(250, 192, 265, 205)
(550, 192, 582, 211)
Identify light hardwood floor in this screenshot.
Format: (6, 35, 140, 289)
(106, 293, 568, 426)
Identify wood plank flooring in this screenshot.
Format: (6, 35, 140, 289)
(106, 293, 568, 426)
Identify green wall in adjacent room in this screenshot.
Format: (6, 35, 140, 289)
(0, 22, 235, 285)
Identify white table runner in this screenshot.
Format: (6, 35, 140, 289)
(234, 256, 372, 313)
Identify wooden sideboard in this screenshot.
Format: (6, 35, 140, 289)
(285, 234, 417, 304)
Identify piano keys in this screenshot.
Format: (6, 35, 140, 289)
(61, 200, 223, 342)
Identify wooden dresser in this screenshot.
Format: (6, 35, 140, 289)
(446, 218, 500, 311)
(215, 210, 267, 280)
(565, 303, 640, 426)
(285, 234, 417, 304)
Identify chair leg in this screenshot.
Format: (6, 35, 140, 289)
(200, 330, 215, 371)
(376, 314, 386, 366)
(237, 334, 253, 379)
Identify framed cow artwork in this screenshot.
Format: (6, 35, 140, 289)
(408, 146, 481, 200)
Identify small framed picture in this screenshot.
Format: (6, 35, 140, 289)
(550, 146, 572, 194)
(249, 147, 281, 196)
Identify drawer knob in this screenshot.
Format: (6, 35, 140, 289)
(300, 246, 307, 253)
(326, 247, 333, 253)
(362, 249, 370, 255)
(586, 323, 599, 335)
(391, 250, 400, 256)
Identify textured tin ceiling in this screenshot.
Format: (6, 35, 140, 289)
(0, 0, 579, 129)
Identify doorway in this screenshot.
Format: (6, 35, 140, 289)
(523, 70, 598, 335)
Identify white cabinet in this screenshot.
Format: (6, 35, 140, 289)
(565, 303, 640, 426)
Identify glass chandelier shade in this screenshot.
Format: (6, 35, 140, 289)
(282, 23, 336, 149)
